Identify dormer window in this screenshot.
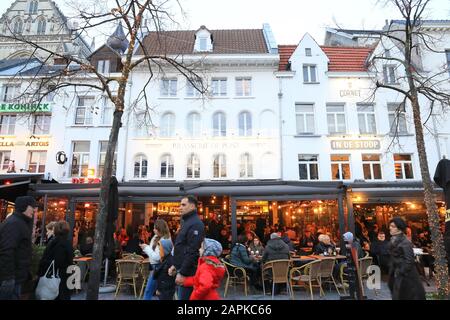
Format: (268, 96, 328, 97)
(194, 26, 213, 52)
(305, 48, 312, 56)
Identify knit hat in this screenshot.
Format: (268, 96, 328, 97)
(343, 232, 354, 242)
(202, 238, 222, 257)
(270, 232, 281, 240)
(159, 238, 173, 256)
(390, 217, 407, 233)
(15, 196, 38, 213)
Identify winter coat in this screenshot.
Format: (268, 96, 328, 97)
(184, 256, 226, 300)
(281, 235, 295, 252)
(0, 212, 33, 283)
(153, 255, 176, 299)
(173, 210, 205, 277)
(388, 233, 425, 300)
(262, 238, 290, 263)
(230, 243, 256, 270)
(313, 242, 336, 255)
(248, 243, 265, 256)
(38, 236, 74, 277)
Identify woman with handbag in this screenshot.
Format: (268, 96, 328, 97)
(37, 221, 74, 300)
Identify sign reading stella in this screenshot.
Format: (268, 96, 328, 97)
(0, 103, 51, 113)
(331, 140, 381, 150)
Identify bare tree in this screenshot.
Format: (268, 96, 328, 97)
(0, 0, 207, 300)
(366, 0, 450, 297)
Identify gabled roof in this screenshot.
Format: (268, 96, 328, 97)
(277, 45, 373, 72)
(135, 29, 268, 55)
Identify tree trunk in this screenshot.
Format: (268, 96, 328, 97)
(86, 109, 123, 300)
(410, 94, 449, 297)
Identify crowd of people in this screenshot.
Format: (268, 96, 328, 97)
(0, 194, 444, 301)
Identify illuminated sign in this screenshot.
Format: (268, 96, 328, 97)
(331, 140, 381, 150)
(72, 178, 101, 184)
(0, 103, 51, 113)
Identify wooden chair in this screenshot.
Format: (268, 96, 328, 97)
(339, 262, 349, 294)
(318, 257, 340, 296)
(115, 259, 141, 298)
(139, 260, 151, 299)
(358, 256, 373, 296)
(289, 259, 322, 300)
(261, 259, 292, 299)
(221, 258, 248, 297)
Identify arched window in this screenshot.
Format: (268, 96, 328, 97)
(186, 112, 201, 137)
(134, 154, 148, 178)
(37, 18, 46, 35)
(186, 153, 200, 178)
(239, 111, 252, 136)
(259, 109, 275, 136)
(213, 154, 226, 178)
(160, 113, 175, 137)
(13, 18, 23, 34)
(212, 112, 226, 137)
(239, 153, 253, 178)
(160, 154, 174, 178)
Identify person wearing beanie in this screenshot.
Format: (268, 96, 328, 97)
(153, 238, 176, 300)
(388, 217, 425, 300)
(0, 196, 38, 299)
(181, 238, 225, 300)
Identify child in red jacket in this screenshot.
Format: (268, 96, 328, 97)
(182, 238, 226, 300)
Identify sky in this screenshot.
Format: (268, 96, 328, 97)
(0, 0, 449, 45)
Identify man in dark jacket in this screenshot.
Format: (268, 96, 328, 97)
(0, 196, 38, 300)
(370, 231, 390, 274)
(262, 233, 290, 263)
(169, 196, 205, 300)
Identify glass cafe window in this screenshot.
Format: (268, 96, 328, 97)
(71, 141, 90, 177)
(394, 154, 414, 179)
(362, 154, 382, 180)
(298, 154, 319, 180)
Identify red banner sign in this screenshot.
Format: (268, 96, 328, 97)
(72, 178, 101, 184)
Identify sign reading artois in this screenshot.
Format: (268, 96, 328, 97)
(0, 103, 51, 113)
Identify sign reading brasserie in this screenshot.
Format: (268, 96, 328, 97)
(331, 140, 381, 150)
(0, 103, 51, 113)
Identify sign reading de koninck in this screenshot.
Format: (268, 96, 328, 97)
(331, 140, 381, 150)
(0, 103, 51, 113)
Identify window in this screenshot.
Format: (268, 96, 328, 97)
(238, 111, 252, 136)
(134, 112, 152, 137)
(186, 112, 201, 137)
(305, 48, 312, 56)
(160, 79, 177, 97)
(212, 112, 226, 137)
(97, 60, 110, 73)
(211, 78, 227, 96)
(383, 65, 397, 84)
(388, 103, 408, 134)
(186, 80, 202, 97)
(37, 18, 46, 35)
(0, 115, 16, 135)
(235, 77, 252, 96)
(298, 154, 319, 180)
(98, 141, 117, 177)
(160, 154, 174, 178)
(13, 18, 23, 34)
(303, 65, 317, 83)
(101, 97, 114, 125)
(160, 113, 175, 137)
(2, 84, 20, 102)
(295, 103, 315, 134)
(326, 104, 346, 134)
(239, 153, 253, 178)
(446, 50, 450, 75)
(134, 154, 147, 178)
(357, 103, 377, 134)
(28, 151, 46, 173)
(186, 153, 200, 178)
(71, 141, 90, 177)
(199, 37, 207, 51)
(75, 96, 94, 125)
(362, 154, 382, 180)
(394, 154, 414, 179)
(213, 154, 227, 178)
(331, 155, 351, 180)
(0, 151, 11, 170)
(32, 115, 51, 135)
(28, 0, 38, 14)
